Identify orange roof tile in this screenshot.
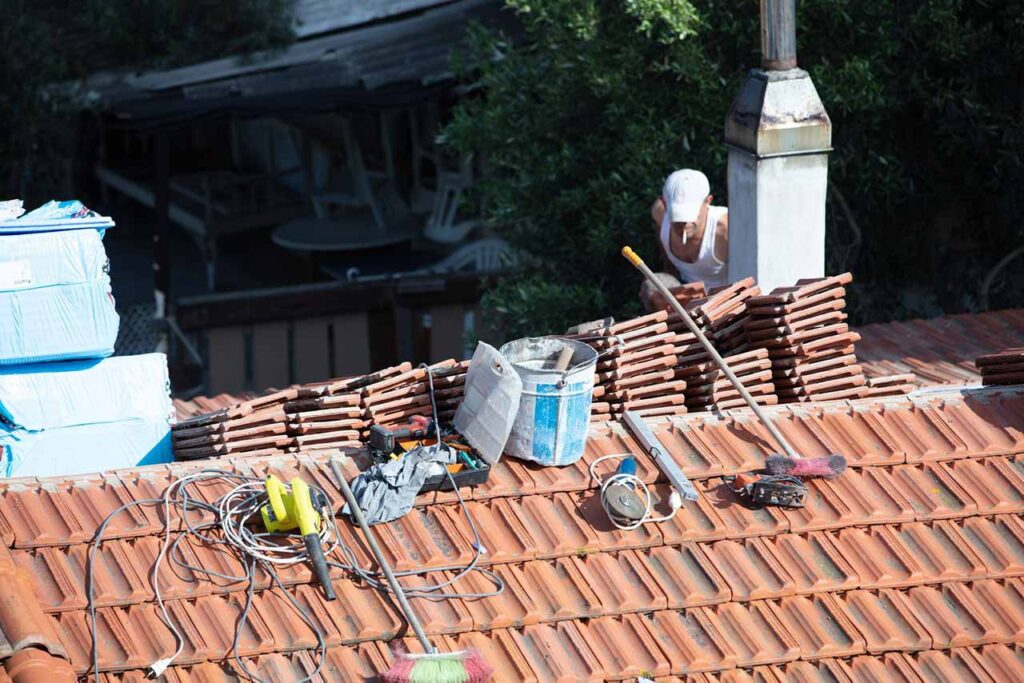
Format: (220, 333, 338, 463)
(6, 385, 1024, 679)
(857, 308, 1024, 386)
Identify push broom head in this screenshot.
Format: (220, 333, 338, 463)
(384, 647, 493, 683)
(764, 453, 847, 479)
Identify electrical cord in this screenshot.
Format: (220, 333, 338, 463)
(86, 363, 503, 681)
(588, 453, 683, 530)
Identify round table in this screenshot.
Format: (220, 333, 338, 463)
(271, 211, 414, 253)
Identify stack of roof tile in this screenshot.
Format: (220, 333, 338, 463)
(864, 373, 917, 397)
(678, 348, 777, 411)
(567, 311, 687, 422)
(746, 273, 869, 402)
(571, 278, 775, 418)
(977, 348, 1024, 386)
(173, 361, 470, 460)
(670, 278, 777, 412)
(673, 277, 761, 358)
(359, 359, 468, 428)
(171, 390, 296, 459)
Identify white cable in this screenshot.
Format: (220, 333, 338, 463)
(589, 453, 683, 530)
(148, 472, 339, 675)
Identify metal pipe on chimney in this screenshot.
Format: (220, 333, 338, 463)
(761, 0, 797, 70)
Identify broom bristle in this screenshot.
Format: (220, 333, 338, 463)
(764, 453, 846, 479)
(384, 649, 493, 683)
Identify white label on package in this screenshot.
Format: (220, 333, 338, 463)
(0, 260, 32, 289)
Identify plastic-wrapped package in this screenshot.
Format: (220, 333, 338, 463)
(0, 354, 172, 430)
(0, 353, 174, 477)
(0, 227, 108, 290)
(0, 200, 117, 364)
(0, 276, 119, 365)
(0, 418, 172, 478)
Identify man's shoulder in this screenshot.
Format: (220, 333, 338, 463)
(714, 206, 728, 229)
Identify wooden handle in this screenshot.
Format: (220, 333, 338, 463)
(553, 346, 574, 372)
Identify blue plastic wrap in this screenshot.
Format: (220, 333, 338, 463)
(0, 353, 174, 477)
(0, 200, 114, 235)
(0, 418, 172, 478)
(0, 277, 119, 365)
(0, 354, 172, 430)
(0, 227, 108, 291)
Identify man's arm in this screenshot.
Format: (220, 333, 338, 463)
(713, 212, 729, 263)
(651, 198, 673, 272)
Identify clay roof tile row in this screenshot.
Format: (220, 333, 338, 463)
(12, 369, 1024, 678)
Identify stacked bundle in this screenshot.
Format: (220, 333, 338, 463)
(567, 312, 687, 421)
(0, 200, 119, 364)
(864, 374, 916, 397)
(282, 363, 417, 451)
(173, 361, 471, 460)
(172, 390, 295, 460)
(678, 348, 776, 411)
(0, 354, 175, 477)
(977, 349, 1024, 386)
(746, 273, 868, 402)
(672, 278, 761, 358)
(666, 278, 777, 412)
(358, 359, 468, 429)
(0, 201, 175, 477)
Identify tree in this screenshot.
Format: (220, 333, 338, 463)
(0, 0, 295, 202)
(446, 0, 1024, 338)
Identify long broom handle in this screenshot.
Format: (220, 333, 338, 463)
(622, 246, 800, 460)
(330, 458, 435, 653)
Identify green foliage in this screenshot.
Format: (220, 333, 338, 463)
(0, 0, 294, 201)
(447, 0, 1024, 337)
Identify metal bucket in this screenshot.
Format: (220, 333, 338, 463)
(499, 337, 597, 466)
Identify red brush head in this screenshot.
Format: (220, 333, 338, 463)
(764, 454, 846, 479)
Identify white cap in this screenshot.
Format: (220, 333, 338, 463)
(663, 169, 710, 223)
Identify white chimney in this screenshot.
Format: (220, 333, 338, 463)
(725, 0, 831, 293)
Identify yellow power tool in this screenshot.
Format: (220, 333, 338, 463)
(260, 476, 336, 601)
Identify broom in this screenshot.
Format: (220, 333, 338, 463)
(330, 458, 492, 683)
(621, 247, 846, 478)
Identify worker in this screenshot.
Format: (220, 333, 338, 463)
(641, 169, 729, 311)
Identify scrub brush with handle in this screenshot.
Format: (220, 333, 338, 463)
(330, 457, 492, 683)
(621, 246, 846, 478)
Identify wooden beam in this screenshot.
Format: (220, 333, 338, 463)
(176, 273, 494, 331)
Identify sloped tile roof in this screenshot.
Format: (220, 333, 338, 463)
(4, 385, 1024, 679)
(857, 308, 1024, 386)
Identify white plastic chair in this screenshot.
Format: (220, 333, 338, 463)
(423, 163, 481, 244)
(428, 238, 515, 274)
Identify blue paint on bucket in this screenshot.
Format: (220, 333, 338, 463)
(500, 338, 597, 466)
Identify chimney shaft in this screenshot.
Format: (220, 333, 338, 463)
(724, 0, 832, 293)
(761, 0, 797, 70)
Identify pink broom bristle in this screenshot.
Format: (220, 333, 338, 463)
(460, 650, 494, 682)
(383, 654, 416, 683)
(764, 454, 846, 479)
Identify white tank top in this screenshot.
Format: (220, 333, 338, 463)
(660, 205, 728, 288)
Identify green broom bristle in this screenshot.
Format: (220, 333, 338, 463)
(385, 648, 492, 683)
(408, 657, 470, 683)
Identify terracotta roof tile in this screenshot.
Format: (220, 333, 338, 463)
(641, 543, 731, 609)
(841, 589, 932, 654)
(646, 608, 740, 673)
(766, 532, 860, 595)
(704, 538, 796, 601)
(708, 601, 801, 667)
(857, 308, 1024, 387)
